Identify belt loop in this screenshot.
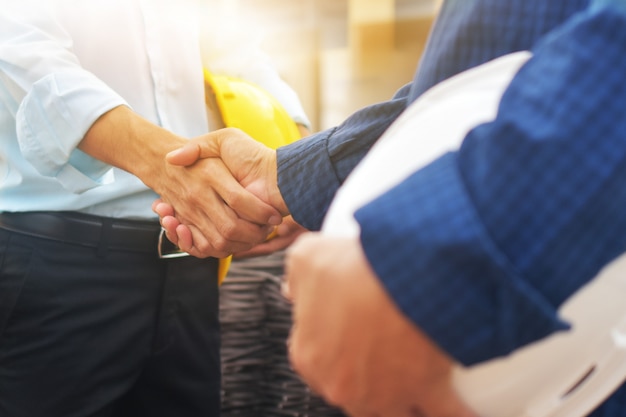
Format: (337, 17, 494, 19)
(97, 218, 113, 258)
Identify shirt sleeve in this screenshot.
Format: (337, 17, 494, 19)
(354, 6, 626, 366)
(277, 83, 412, 230)
(0, 6, 127, 193)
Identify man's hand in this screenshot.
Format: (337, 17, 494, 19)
(283, 233, 478, 417)
(154, 155, 278, 257)
(167, 127, 287, 213)
(80, 107, 281, 258)
(233, 215, 308, 258)
(155, 127, 288, 257)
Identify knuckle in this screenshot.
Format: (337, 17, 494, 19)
(216, 221, 237, 241)
(209, 234, 229, 252)
(194, 240, 213, 255)
(225, 189, 244, 208)
(223, 126, 244, 138)
(195, 241, 228, 259)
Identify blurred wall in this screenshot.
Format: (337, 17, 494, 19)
(203, 0, 439, 132)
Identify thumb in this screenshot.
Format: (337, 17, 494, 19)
(166, 136, 221, 166)
(166, 142, 202, 166)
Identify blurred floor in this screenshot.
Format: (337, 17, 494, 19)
(225, 0, 439, 131)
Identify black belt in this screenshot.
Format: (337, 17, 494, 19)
(0, 211, 165, 254)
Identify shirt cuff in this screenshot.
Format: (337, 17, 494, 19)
(277, 128, 341, 230)
(354, 152, 569, 366)
(16, 70, 128, 193)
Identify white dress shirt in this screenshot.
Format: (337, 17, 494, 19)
(0, 0, 309, 219)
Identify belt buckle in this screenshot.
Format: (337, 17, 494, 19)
(158, 228, 190, 259)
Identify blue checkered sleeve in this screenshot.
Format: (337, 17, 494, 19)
(277, 83, 412, 230)
(355, 5, 626, 366)
(409, 0, 590, 100)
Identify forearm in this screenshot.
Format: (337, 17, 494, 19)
(277, 83, 412, 230)
(79, 105, 187, 189)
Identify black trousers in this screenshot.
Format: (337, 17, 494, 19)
(0, 221, 220, 417)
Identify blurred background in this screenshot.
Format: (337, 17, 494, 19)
(205, 0, 442, 132)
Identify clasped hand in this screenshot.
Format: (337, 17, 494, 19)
(153, 127, 289, 258)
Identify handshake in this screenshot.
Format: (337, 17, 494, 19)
(151, 127, 305, 259)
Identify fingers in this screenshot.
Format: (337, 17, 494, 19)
(153, 201, 180, 245)
(170, 136, 282, 226)
(233, 217, 307, 258)
(155, 128, 285, 257)
(174, 223, 193, 251)
(170, 221, 273, 259)
(199, 128, 289, 215)
(151, 198, 164, 213)
(153, 200, 175, 218)
(156, 205, 278, 258)
(232, 236, 280, 258)
(160, 215, 182, 245)
(232, 235, 290, 258)
(184, 214, 275, 258)
(198, 159, 282, 226)
(156, 189, 276, 258)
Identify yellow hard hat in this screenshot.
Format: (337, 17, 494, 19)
(203, 69, 303, 283)
(204, 69, 302, 148)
